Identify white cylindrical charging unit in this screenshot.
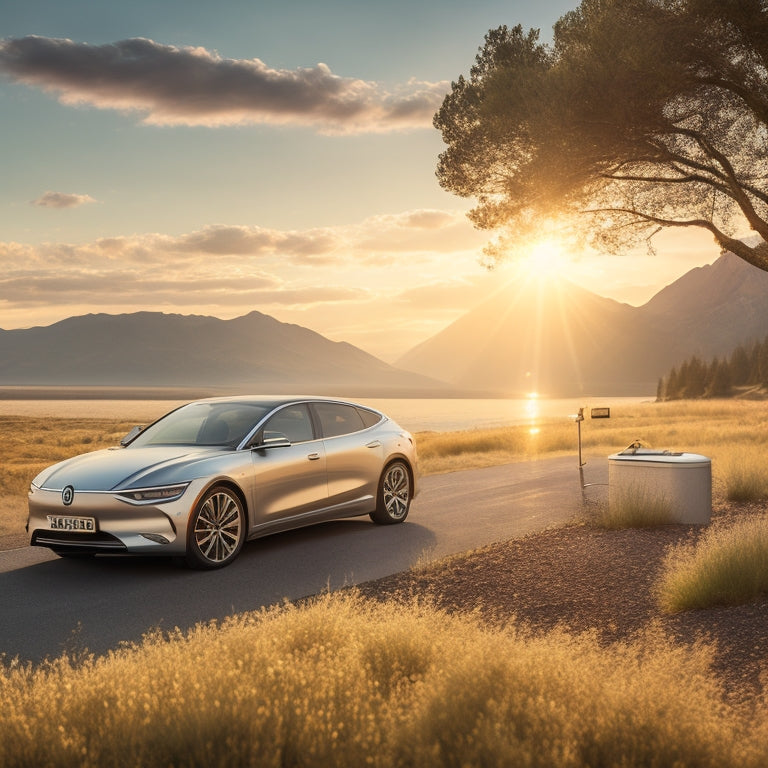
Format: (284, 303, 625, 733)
(608, 448, 712, 525)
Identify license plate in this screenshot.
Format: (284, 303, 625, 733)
(47, 515, 96, 532)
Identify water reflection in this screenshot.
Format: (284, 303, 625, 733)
(526, 392, 540, 435)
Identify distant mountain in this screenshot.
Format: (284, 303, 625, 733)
(642, 251, 768, 357)
(0, 311, 448, 396)
(396, 252, 768, 396)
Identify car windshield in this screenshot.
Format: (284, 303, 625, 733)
(128, 402, 271, 448)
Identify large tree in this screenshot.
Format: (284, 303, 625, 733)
(434, 0, 768, 271)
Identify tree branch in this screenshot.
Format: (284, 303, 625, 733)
(676, 127, 768, 240)
(584, 206, 768, 271)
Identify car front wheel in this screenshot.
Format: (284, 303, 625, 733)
(370, 461, 411, 525)
(185, 485, 246, 569)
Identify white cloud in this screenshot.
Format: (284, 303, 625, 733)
(0, 36, 449, 134)
(31, 190, 96, 209)
(0, 209, 490, 357)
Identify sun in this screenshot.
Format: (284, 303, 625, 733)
(519, 237, 571, 279)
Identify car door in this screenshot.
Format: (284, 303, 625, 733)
(248, 403, 328, 526)
(311, 401, 382, 511)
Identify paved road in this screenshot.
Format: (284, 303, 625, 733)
(0, 455, 608, 663)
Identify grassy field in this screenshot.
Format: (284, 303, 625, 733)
(3, 399, 768, 766)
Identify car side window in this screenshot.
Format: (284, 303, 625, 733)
(357, 407, 382, 429)
(263, 404, 314, 444)
(314, 402, 366, 438)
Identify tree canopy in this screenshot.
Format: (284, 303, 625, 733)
(434, 0, 768, 271)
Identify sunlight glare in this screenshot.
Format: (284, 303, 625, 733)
(525, 392, 540, 436)
(521, 238, 570, 280)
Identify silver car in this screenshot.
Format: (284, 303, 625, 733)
(27, 396, 418, 569)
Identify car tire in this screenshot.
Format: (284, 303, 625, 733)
(185, 485, 246, 569)
(370, 461, 411, 525)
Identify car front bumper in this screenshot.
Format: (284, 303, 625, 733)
(27, 478, 211, 556)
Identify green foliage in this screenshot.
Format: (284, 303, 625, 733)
(435, 0, 768, 271)
(1, 593, 766, 768)
(658, 515, 768, 612)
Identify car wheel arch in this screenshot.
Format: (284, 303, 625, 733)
(191, 477, 251, 529)
(383, 455, 415, 486)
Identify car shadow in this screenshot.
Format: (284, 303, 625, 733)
(0, 518, 436, 663)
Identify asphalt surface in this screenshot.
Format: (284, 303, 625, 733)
(0, 455, 608, 663)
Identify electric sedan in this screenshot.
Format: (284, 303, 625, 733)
(27, 396, 418, 569)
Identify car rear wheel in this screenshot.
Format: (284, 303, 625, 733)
(370, 461, 411, 525)
(185, 485, 246, 569)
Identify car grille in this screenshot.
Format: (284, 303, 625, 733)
(31, 530, 127, 552)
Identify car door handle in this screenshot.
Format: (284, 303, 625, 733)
(366, 440, 382, 448)
(307, 452, 321, 461)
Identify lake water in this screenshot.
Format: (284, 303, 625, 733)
(0, 395, 654, 433)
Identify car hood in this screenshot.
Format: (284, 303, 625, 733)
(33, 446, 228, 491)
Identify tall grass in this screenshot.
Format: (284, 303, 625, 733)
(1, 592, 766, 768)
(657, 515, 768, 613)
(0, 416, 134, 537)
(721, 448, 768, 502)
(595, 484, 676, 529)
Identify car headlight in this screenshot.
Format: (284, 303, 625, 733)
(116, 484, 190, 505)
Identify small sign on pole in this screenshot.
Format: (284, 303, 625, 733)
(591, 407, 610, 419)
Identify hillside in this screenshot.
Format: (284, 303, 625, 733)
(396, 275, 666, 396)
(396, 252, 768, 396)
(0, 311, 447, 396)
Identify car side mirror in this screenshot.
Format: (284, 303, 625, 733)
(120, 425, 145, 446)
(255, 430, 292, 449)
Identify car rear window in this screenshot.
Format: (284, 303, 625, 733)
(357, 407, 383, 429)
(314, 402, 366, 438)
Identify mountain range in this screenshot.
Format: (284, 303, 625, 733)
(0, 311, 447, 396)
(2, 251, 767, 397)
(396, 251, 768, 396)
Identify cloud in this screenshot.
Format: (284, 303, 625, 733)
(171, 224, 339, 262)
(1, 210, 481, 272)
(31, 190, 96, 209)
(0, 36, 448, 134)
(0, 270, 360, 308)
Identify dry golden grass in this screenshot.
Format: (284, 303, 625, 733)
(0, 416, 135, 537)
(658, 514, 768, 613)
(416, 399, 768, 476)
(1, 592, 767, 768)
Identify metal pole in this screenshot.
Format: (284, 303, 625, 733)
(575, 407, 585, 467)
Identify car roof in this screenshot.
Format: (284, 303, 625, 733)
(190, 395, 377, 410)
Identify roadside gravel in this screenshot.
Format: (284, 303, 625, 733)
(357, 502, 768, 708)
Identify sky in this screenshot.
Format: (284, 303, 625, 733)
(0, 0, 723, 361)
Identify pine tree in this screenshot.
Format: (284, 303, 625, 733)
(707, 357, 732, 398)
(730, 345, 751, 386)
(758, 336, 768, 389)
(665, 365, 681, 400)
